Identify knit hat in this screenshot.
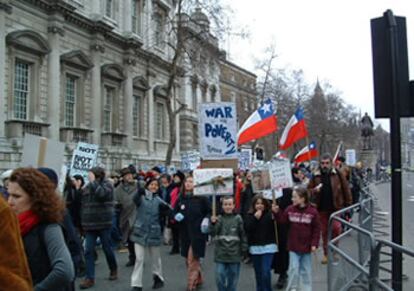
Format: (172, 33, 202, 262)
(37, 167, 59, 187)
(120, 167, 133, 177)
(151, 166, 162, 174)
(173, 170, 185, 182)
(145, 177, 159, 189)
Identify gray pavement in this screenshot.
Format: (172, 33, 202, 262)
(75, 241, 329, 291)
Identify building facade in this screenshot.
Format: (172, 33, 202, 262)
(0, 0, 255, 172)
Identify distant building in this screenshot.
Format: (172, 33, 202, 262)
(0, 0, 256, 172)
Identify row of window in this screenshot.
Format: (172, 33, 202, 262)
(13, 60, 167, 140)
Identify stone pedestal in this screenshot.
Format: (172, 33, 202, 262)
(360, 149, 377, 170)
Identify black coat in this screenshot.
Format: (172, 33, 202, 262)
(174, 194, 211, 259)
(240, 183, 254, 217)
(244, 210, 276, 247)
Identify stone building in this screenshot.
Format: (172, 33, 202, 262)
(0, 0, 255, 172)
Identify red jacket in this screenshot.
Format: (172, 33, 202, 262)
(234, 177, 243, 212)
(275, 204, 320, 253)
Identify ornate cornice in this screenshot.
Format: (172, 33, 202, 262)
(0, 1, 13, 14)
(47, 25, 65, 36)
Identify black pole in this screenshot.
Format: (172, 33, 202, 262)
(386, 10, 403, 291)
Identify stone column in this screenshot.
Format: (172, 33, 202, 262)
(90, 0, 101, 19)
(90, 38, 104, 144)
(123, 0, 132, 33)
(147, 85, 155, 154)
(123, 58, 134, 148)
(47, 15, 64, 140)
(0, 3, 11, 137)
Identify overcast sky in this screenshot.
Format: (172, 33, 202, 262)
(222, 0, 414, 128)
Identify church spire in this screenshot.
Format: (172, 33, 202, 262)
(314, 78, 324, 98)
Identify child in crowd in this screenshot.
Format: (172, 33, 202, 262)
(210, 196, 248, 291)
(174, 175, 211, 291)
(273, 186, 321, 291)
(244, 195, 277, 291)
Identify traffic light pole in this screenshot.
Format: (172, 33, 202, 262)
(387, 10, 403, 291)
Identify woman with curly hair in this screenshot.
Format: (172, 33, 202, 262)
(7, 167, 74, 291)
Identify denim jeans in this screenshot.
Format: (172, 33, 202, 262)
(85, 229, 118, 279)
(215, 262, 241, 291)
(286, 251, 312, 291)
(251, 253, 274, 291)
(110, 210, 122, 248)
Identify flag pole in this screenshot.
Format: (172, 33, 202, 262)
(306, 136, 312, 163)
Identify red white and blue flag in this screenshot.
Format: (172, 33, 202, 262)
(237, 99, 277, 146)
(294, 142, 319, 163)
(279, 107, 308, 150)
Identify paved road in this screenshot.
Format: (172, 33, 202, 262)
(75, 243, 329, 291)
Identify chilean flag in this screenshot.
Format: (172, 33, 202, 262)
(294, 142, 319, 163)
(279, 108, 308, 150)
(237, 99, 277, 146)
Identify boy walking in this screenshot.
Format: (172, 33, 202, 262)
(210, 196, 248, 291)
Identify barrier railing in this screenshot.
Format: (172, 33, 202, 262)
(327, 186, 414, 291)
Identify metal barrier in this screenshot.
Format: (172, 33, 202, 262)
(327, 185, 414, 291)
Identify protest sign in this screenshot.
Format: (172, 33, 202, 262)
(199, 102, 238, 160)
(181, 151, 201, 172)
(239, 148, 252, 170)
(345, 149, 357, 166)
(193, 168, 234, 196)
(251, 169, 271, 193)
(69, 142, 99, 182)
(21, 134, 65, 176)
(262, 189, 283, 200)
(269, 159, 294, 190)
(201, 159, 238, 172)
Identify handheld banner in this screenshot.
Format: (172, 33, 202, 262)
(70, 142, 99, 182)
(193, 168, 234, 196)
(239, 148, 252, 170)
(199, 102, 238, 160)
(181, 151, 201, 172)
(269, 159, 294, 190)
(345, 149, 357, 166)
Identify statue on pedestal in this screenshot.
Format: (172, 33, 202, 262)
(361, 113, 374, 150)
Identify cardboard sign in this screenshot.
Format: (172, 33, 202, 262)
(269, 159, 293, 190)
(69, 142, 99, 182)
(201, 159, 238, 172)
(251, 169, 271, 192)
(193, 168, 234, 196)
(345, 149, 357, 166)
(21, 134, 65, 176)
(239, 148, 252, 170)
(199, 102, 238, 160)
(181, 151, 201, 172)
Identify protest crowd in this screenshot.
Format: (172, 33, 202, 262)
(0, 153, 368, 291)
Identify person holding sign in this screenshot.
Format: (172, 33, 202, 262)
(210, 196, 248, 291)
(273, 186, 321, 291)
(173, 176, 211, 291)
(130, 177, 171, 291)
(244, 195, 277, 291)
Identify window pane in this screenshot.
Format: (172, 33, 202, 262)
(104, 86, 114, 132)
(131, 0, 140, 34)
(105, 0, 112, 18)
(133, 95, 139, 136)
(65, 76, 76, 127)
(13, 61, 29, 120)
(156, 102, 164, 139)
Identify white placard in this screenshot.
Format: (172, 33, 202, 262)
(193, 168, 234, 196)
(199, 102, 238, 160)
(181, 151, 201, 172)
(262, 189, 283, 201)
(21, 134, 65, 177)
(345, 149, 357, 166)
(239, 148, 252, 170)
(269, 159, 293, 190)
(69, 142, 99, 182)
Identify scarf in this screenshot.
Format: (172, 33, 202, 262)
(18, 210, 41, 237)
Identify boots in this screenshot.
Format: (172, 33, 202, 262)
(152, 275, 164, 289)
(276, 273, 288, 289)
(79, 278, 95, 289)
(109, 269, 118, 280)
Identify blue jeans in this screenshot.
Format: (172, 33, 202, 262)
(85, 229, 118, 279)
(215, 262, 241, 291)
(251, 253, 274, 291)
(287, 251, 312, 291)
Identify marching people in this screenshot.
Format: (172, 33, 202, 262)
(0, 193, 32, 291)
(244, 194, 278, 291)
(174, 175, 211, 291)
(7, 168, 74, 291)
(130, 177, 171, 291)
(210, 196, 248, 291)
(115, 166, 138, 267)
(273, 186, 321, 291)
(308, 153, 352, 264)
(79, 167, 118, 289)
(168, 170, 185, 255)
